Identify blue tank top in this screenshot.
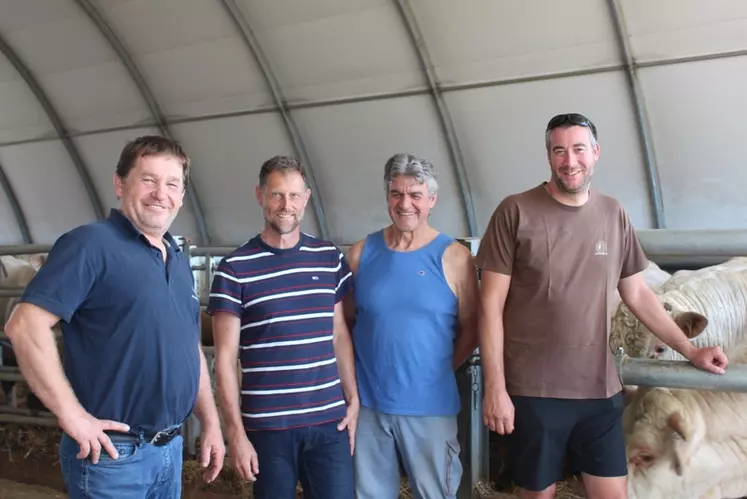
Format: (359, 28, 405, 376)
(352, 230, 460, 416)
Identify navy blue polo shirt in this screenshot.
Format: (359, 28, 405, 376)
(19, 209, 201, 434)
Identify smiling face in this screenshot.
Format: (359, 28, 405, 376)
(547, 125, 599, 195)
(255, 169, 310, 236)
(114, 153, 185, 238)
(386, 174, 436, 233)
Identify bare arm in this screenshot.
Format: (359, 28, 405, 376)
(342, 240, 364, 332)
(5, 303, 81, 418)
(333, 300, 359, 405)
(618, 272, 697, 360)
(443, 243, 480, 370)
(478, 270, 512, 393)
(212, 312, 244, 438)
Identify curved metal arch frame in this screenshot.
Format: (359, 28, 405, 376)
(219, 0, 331, 241)
(0, 31, 105, 222)
(0, 161, 32, 243)
(73, 0, 211, 245)
(393, 0, 478, 237)
(607, 0, 666, 229)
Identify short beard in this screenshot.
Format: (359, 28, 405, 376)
(554, 173, 591, 194)
(265, 216, 300, 235)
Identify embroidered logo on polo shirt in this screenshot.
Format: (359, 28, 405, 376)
(595, 240, 608, 256)
(312, 276, 319, 280)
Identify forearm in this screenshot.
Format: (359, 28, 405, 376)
(193, 347, 221, 429)
(8, 324, 81, 418)
(479, 308, 508, 392)
(333, 333, 359, 404)
(214, 355, 244, 437)
(624, 288, 697, 359)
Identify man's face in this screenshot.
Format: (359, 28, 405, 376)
(114, 154, 185, 236)
(386, 175, 436, 232)
(547, 125, 599, 194)
(255, 170, 310, 235)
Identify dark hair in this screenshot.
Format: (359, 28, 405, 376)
(259, 155, 308, 188)
(116, 135, 190, 189)
(545, 113, 598, 150)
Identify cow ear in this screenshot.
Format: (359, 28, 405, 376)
(668, 411, 690, 441)
(673, 311, 708, 339)
(668, 411, 702, 476)
(28, 253, 46, 270)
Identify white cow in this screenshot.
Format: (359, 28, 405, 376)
(0, 254, 52, 409)
(610, 257, 747, 361)
(627, 436, 747, 499)
(610, 260, 671, 313)
(0, 255, 45, 324)
(624, 342, 747, 498)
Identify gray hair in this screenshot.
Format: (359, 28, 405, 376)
(383, 153, 438, 197)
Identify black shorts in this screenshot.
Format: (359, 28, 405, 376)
(506, 392, 627, 492)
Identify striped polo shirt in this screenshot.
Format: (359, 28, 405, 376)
(206, 232, 353, 431)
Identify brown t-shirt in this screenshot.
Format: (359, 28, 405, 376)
(475, 183, 648, 399)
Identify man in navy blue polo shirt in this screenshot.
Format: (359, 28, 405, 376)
(208, 155, 359, 499)
(5, 135, 225, 498)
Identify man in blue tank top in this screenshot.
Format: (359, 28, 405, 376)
(344, 153, 480, 499)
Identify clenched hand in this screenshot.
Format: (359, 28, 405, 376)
(483, 389, 514, 435)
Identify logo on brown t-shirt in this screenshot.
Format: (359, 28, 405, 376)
(595, 240, 608, 256)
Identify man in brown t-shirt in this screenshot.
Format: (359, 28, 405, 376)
(475, 113, 729, 499)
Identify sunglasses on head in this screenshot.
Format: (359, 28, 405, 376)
(546, 113, 597, 139)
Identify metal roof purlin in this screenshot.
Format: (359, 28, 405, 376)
(0, 31, 105, 222)
(393, 0, 478, 237)
(73, 0, 212, 245)
(219, 0, 331, 241)
(607, 0, 666, 229)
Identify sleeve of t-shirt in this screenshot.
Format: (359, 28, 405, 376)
(19, 233, 96, 323)
(335, 250, 354, 303)
(474, 197, 518, 275)
(620, 209, 650, 279)
(206, 258, 243, 317)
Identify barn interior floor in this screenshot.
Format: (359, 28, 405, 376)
(0, 424, 586, 498)
(0, 447, 249, 499)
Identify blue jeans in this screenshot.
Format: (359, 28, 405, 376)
(59, 429, 183, 499)
(248, 421, 354, 499)
(354, 406, 463, 499)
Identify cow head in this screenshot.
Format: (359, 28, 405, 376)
(610, 300, 708, 360)
(625, 387, 705, 478)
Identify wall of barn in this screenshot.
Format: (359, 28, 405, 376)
(0, 0, 744, 248)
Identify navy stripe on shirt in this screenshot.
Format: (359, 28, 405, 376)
(206, 233, 353, 431)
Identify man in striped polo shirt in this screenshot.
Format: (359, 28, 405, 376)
(207, 156, 358, 499)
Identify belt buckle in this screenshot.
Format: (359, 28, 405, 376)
(149, 427, 178, 447)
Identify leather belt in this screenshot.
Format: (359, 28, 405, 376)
(146, 425, 182, 447)
(106, 424, 182, 447)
